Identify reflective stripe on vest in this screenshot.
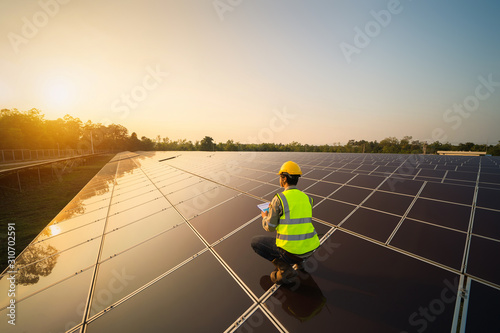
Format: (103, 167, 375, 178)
(276, 189, 320, 255)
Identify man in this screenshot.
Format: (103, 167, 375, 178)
(251, 161, 320, 285)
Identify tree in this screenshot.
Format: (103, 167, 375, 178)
(224, 139, 238, 151)
(489, 141, 500, 156)
(140, 136, 155, 150)
(400, 136, 412, 154)
(200, 136, 215, 151)
(458, 142, 475, 151)
(128, 132, 141, 151)
(0, 108, 45, 148)
(379, 137, 400, 154)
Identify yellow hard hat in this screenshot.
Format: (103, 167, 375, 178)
(278, 161, 302, 176)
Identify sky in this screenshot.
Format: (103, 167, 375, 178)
(1, 0, 499, 145)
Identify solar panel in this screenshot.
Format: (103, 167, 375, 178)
(361, 191, 414, 216)
(302, 169, 332, 180)
(247, 183, 279, 198)
(346, 174, 386, 189)
(389, 219, 467, 270)
(467, 236, 500, 285)
(189, 194, 261, 244)
(378, 177, 424, 195)
(86, 251, 253, 332)
(1, 151, 499, 332)
(304, 182, 341, 197)
(476, 187, 500, 210)
(419, 182, 475, 205)
(462, 280, 500, 332)
(90, 222, 205, 316)
(322, 171, 356, 184)
(329, 185, 372, 205)
(340, 207, 401, 242)
(264, 230, 460, 332)
(313, 198, 356, 225)
(472, 208, 500, 240)
(407, 198, 471, 231)
(479, 172, 500, 184)
(446, 170, 478, 182)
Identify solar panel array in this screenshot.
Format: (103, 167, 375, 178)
(1, 151, 499, 332)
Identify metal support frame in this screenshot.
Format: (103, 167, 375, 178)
(457, 277, 472, 333)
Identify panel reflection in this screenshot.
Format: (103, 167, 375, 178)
(0, 269, 93, 333)
(87, 251, 252, 332)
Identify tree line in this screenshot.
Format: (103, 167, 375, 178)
(1, 108, 499, 155)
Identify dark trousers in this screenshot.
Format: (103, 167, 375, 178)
(251, 236, 306, 266)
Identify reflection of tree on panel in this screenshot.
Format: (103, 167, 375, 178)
(51, 163, 118, 224)
(15, 244, 59, 286)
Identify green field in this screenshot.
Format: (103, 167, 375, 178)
(0, 154, 115, 273)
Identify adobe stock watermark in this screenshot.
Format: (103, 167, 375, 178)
(213, 0, 243, 21)
(8, 0, 72, 55)
(110, 65, 168, 120)
(400, 277, 459, 333)
(339, 0, 410, 64)
(6, 223, 17, 326)
(429, 74, 499, 143)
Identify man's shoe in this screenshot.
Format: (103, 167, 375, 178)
(292, 261, 306, 272)
(270, 259, 297, 284)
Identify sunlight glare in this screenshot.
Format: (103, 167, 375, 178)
(43, 76, 77, 109)
(49, 224, 62, 236)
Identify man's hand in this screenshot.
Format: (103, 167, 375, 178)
(261, 203, 270, 218)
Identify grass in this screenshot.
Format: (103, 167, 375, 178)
(0, 154, 114, 273)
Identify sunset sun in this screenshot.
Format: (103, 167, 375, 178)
(43, 76, 77, 109)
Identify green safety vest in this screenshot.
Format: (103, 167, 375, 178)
(276, 189, 320, 255)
